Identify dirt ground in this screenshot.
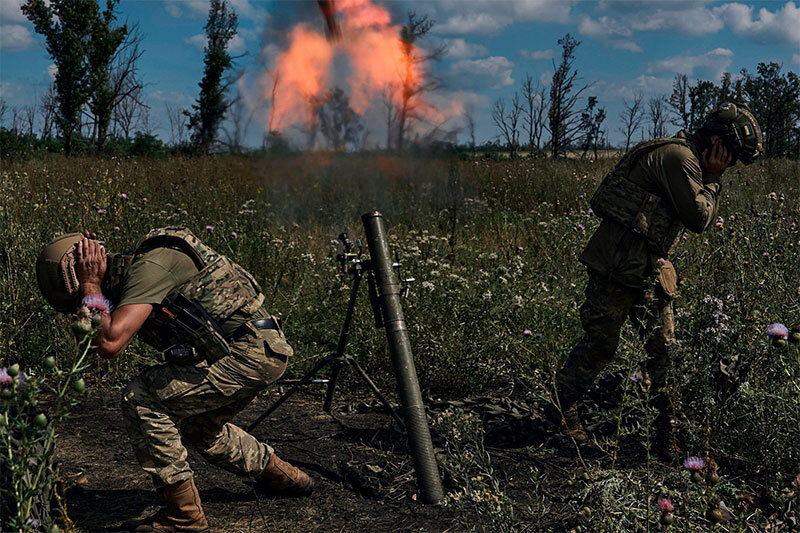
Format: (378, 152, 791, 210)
(52, 375, 663, 533)
(56, 379, 467, 532)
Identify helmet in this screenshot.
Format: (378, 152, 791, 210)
(36, 233, 83, 313)
(701, 102, 763, 165)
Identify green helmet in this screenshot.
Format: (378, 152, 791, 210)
(36, 233, 83, 313)
(701, 102, 763, 165)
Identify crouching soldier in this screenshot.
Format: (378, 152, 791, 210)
(36, 227, 314, 532)
(546, 104, 763, 459)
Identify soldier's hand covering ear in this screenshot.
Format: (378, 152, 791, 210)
(702, 137, 733, 175)
(75, 236, 107, 287)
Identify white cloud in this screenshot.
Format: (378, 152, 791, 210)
(447, 56, 515, 90)
(444, 38, 488, 59)
(630, 6, 724, 36)
(539, 70, 553, 87)
(185, 33, 246, 54)
(0, 23, 35, 51)
(715, 1, 800, 46)
(149, 90, 190, 106)
(0, 0, 26, 23)
(648, 48, 734, 79)
(165, 0, 265, 21)
(46, 63, 57, 81)
(577, 15, 641, 52)
(521, 48, 555, 60)
(794, 53, 800, 65)
(434, 0, 572, 35)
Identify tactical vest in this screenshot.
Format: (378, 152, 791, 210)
(107, 227, 265, 361)
(590, 138, 688, 256)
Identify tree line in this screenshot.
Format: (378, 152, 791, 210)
(2, 4, 798, 160)
(489, 33, 800, 160)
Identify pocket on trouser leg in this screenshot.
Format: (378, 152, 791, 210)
(259, 328, 292, 383)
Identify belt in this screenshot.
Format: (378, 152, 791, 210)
(229, 317, 279, 340)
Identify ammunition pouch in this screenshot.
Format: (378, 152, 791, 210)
(590, 137, 688, 257)
(590, 172, 684, 256)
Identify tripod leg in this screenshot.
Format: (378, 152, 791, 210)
(322, 362, 344, 412)
(348, 357, 405, 428)
(247, 353, 334, 433)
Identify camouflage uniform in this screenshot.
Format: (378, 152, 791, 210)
(121, 316, 292, 487)
(112, 228, 293, 488)
(554, 130, 721, 412)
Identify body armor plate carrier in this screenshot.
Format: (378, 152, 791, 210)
(109, 227, 265, 363)
(590, 138, 688, 256)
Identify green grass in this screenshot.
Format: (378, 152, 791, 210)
(1, 153, 798, 530)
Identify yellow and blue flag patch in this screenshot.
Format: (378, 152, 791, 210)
(743, 124, 754, 136)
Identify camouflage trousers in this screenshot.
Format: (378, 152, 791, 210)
(121, 318, 293, 488)
(555, 270, 675, 412)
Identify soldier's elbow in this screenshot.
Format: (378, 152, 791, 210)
(96, 338, 124, 359)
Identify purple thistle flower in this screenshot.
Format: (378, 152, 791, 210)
(658, 498, 674, 512)
(630, 375, 639, 383)
(0, 367, 11, 385)
(119, 193, 128, 200)
(767, 323, 789, 340)
(533, 332, 542, 340)
(26, 518, 40, 527)
(97, 209, 106, 215)
(683, 456, 705, 471)
(577, 223, 586, 232)
(523, 329, 532, 336)
(205, 225, 214, 233)
(231, 231, 238, 238)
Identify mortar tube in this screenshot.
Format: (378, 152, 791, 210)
(361, 211, 444, 505)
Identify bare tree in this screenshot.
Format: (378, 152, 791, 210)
(138, 105, 157, 136)
(106, 23, 146, 143)
(166, 103, 188, 145)
(618, 91, 645, 151)
(0, 99, 7, 128)
(668, 73, 690, 130)
(382, 84, 397, 150)
(648, 96, 669, 138)
(492, 93, 522, 159)
(11, 107, 22, 133)
(40, 88, 58, 139)
(521, 73, 548, 156)
(221, 94, 256, 153)
(394, 11, 445, 151)
(548, 33, 591, 158)
(463, 103, 476, 153)
(579, 96, 606, 159)
(23, 106, 36, 135)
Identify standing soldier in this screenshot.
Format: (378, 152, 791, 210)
(36, 227, 314, 532)
(547, 103, 763, 458)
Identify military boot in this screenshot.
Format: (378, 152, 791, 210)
(120, 478, 209, 532)
(255, 453, 314, 496)
(543, 403, 589, 445)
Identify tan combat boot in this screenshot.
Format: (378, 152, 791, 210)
(544, 404, 589, 445)
(256, 453, 314, 496)
(121, 478, 209, 532)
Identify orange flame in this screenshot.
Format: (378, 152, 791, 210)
(265, 0, 459, 138)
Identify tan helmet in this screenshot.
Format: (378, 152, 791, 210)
(36, 233, 83, 313)
(702, 102, 764, 165)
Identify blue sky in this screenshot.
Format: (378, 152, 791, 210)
(1, 0, 799, 148)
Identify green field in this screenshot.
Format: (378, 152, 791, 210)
(1, 153, 799, 531)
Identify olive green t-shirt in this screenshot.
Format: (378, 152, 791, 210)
(117, 247, 261, 337)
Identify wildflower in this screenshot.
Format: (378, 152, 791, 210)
(630, 375, 639, 383)
(120, 193, 128, 200)
(0, 367, 11, 385)
(523, 329, 532, 336)
(767, 323, 789, 340)
(684, 456, 705, 471)
(576, 223, 585, 232)
(205, 225, 214, 233)
(114, 226, 120, 231)
(516, 246, 524, 253)
(97, 209, 106, 215)
(533, 333, 542, 340)
(231, 231, 238, 238)
(26, 518, 40, 527)
(658, 498, 674, 512)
